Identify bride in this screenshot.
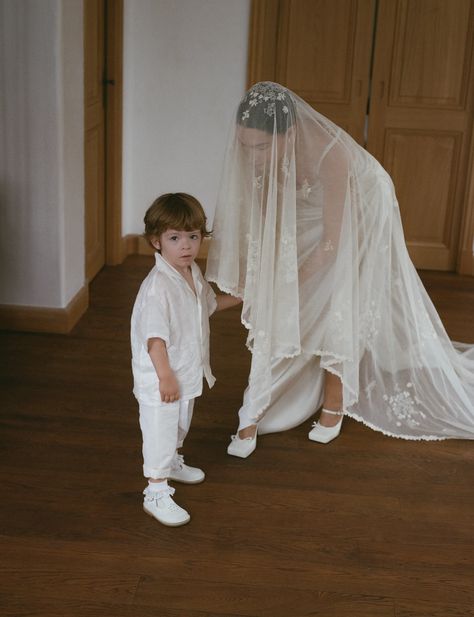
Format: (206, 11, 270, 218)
(206, 81, 474, 457)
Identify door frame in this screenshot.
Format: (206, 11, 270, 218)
(84, 0, 123, 273)
(104, 0, 123, 266)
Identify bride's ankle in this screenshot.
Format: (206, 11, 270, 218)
(319, 408, 343, 427)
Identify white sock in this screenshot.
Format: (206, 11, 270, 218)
(147, 479, 168, 493)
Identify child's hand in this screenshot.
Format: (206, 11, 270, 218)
(147, 338, 180, 403)
(159, 370, 180, 403)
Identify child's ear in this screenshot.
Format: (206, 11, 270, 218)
(150, 236, 161, 251)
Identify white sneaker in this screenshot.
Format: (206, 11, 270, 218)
(168, 454, 205, 484)
(227, 429, 257, 458)
(308, 408, 344, 444)
(143, 486, 190, 526)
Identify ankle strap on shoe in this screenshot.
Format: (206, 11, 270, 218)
(321, 408, 344, 416)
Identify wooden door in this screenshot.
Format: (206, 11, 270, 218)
(248, 0, 376, 145)
(367, 0, 474, 270)
(84, 0, 106, 281)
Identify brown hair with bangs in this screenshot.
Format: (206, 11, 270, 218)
(144, 193, 212, 247)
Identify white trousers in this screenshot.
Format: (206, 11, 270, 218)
(138, 399, 194, 479)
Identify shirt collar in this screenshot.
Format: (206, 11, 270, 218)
(154, 252, 201, 288)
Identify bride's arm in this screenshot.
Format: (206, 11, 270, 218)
(298, 142, 351, 281)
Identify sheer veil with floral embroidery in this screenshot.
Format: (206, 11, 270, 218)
(206, 81, 474, 440)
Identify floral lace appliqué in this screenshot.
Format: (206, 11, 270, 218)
(326, 300, 351, 346)
(301, 177, 324, 206)
(415, 298, 438, 342)
(245, 235, 260, 286)
(253, 175, 263, 189)
(383, 382, 426, 428)
(281, 155, 290, 177)
(265, 103, 276, 117)
(364, 380, 376, 400)
(240, 82, 290, 120)
(301, 179, 312, 199)
(359, 300, 381, 346)
(279, 232, 297, 283)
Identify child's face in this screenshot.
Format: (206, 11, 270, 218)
(151, 229, 202, 273)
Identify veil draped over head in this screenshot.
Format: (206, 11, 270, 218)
(206, 81, 474, 440)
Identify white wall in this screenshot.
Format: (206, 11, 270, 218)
(0, 0, 248, 311)
(59, 0, 85, 305)
(0, 0, 84, 308)
(122, 0, 250, 234)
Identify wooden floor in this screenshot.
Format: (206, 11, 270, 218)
(1, 255, 474, 617)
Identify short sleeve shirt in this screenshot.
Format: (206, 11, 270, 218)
(130, 253, 217, 404)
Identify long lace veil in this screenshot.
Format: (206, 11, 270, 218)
(206, 82, 474, 441)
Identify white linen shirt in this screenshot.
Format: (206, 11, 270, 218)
(131, 253, 217, 405)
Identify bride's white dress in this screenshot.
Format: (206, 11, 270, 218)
(206, 82, 474, 441)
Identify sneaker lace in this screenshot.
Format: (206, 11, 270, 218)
(172, 453, 185, 470)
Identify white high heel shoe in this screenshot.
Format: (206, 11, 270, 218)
(227, 427, 257, 458)
(308, 408, 344, 444)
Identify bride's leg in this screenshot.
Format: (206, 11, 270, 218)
(320, 370, 343, 427)
(228, 403, 258, 458)
(236, 386, 258, 439)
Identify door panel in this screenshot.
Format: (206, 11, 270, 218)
(275, 0, 376, 144)
(389, 0, 472, 110)
(367, 0, 474, 270)
(384, 129, 462, 269)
